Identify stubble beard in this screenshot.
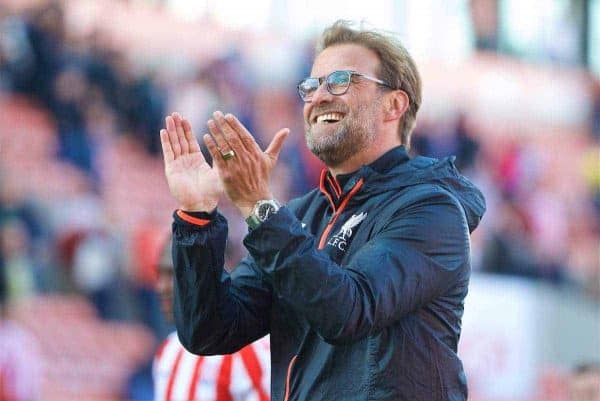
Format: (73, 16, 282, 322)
(305, 101, 379, 167)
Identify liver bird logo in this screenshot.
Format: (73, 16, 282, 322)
(339, 212, 368, 240)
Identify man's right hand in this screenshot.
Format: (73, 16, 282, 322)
(160, 112, 223, 212)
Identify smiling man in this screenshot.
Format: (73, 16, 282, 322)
(160, 21, 486, 401)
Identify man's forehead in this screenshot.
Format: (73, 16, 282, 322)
(311, 44, 380, 76)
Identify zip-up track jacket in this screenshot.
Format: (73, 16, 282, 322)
(172, 147, 486, 401)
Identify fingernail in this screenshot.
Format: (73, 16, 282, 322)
(225, 114, 234, 120)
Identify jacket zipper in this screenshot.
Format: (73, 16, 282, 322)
(318, 178, 364, 249)
(283, 355, 298, 401)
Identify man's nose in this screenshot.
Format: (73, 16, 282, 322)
(310, 82, 334, 105)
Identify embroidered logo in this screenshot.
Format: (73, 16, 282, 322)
(327, 212, 367, 251)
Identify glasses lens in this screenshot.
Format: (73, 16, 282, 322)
(327, 71, 351, 95)
(298, 78, 319, 101)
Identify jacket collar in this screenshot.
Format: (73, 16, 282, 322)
(335, 146, 409, 188)
(320, 146, 410, 204)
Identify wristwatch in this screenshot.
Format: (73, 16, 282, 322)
(245, 199, 282, 229)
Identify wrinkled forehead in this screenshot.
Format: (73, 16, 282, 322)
(311, 43, 381, 78)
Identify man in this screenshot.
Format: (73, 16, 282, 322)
(160, 21, 485, 401)
(153, 237, 270, 401)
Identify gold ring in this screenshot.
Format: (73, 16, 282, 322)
(222, 150, 235, 160)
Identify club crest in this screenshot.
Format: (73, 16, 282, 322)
(327, 212, 367, 251)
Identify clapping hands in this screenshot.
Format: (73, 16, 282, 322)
(161, 111, 289, 217)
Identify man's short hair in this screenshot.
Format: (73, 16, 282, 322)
(316, 20, 422, 149)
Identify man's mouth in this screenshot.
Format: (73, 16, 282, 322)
(313, 112, 345, 124)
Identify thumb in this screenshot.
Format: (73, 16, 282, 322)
(264, 128, 290, 161)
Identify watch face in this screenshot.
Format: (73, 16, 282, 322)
(257, 203, 277, 221)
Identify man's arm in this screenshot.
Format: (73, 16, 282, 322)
(159, 111, 275, 355)
(244, 187, 470, 344)
(172, 210, 272, 355)
(163, 109, 289, 354)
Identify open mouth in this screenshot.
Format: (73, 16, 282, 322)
(313, 112, 345, 124)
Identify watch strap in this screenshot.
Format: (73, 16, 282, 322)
(245, 214, 262, 230)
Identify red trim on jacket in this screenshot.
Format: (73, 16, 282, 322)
(318, 178, 364, 249)
(177, 210, 211, 226)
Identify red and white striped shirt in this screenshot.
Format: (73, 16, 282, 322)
(153, 332, 270, 401)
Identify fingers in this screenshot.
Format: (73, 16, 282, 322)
(223, 113, 262, 153)
(215, 111, 255, 153)
(165, 115, 182, 158)
(206, 119, 229, 154)
(265, 128, 290, 161)
(182, 117, 201, 153)
(160, 129, 174, 163)
(172, 112, 190, 154)
(203, 133, 226, 170)
(207, 110, 289, 164)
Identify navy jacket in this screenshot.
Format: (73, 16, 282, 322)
(172, 146, 486, 401)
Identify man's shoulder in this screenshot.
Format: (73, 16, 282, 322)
(377, 181, 458, 210)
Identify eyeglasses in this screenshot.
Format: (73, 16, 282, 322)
(297, 70, 393, 102)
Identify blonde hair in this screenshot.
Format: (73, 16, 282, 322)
(316, 21, 422, 149)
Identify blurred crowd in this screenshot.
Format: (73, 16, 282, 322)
(0, 1, 598, 400)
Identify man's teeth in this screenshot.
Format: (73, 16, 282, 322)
(316, 113, 343, 123)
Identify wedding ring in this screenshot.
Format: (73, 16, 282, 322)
(222, 150, 235, 160)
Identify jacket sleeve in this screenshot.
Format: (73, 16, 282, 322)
(243, 188, 471, 344)
(172, 211, 272, 355)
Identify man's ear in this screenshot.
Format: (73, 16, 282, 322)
(383, 90, 409, 122)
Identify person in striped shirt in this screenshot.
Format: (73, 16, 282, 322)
(153, 237, 270, 401)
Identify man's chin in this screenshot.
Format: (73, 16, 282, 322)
(309, 144, 347, 167)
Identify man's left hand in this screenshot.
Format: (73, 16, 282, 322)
(203, 111, 289, 218)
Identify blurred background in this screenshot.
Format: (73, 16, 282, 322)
(0, 0, 598, 400)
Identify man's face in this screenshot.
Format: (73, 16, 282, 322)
(157, 264, 174, 322)
(303, 44, 385, 167)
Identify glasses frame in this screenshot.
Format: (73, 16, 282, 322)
(297, 70, 394, 102)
